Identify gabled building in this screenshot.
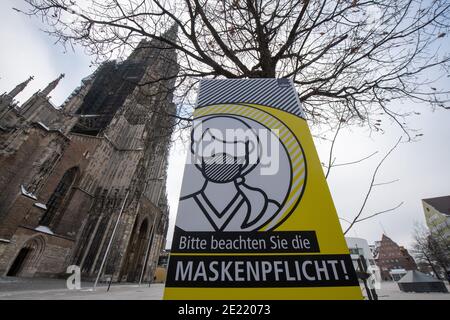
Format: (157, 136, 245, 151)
(422, 195, 450, 240)
(374, 234, 417, 281)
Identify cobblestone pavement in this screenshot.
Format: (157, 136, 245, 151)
(0, 276, 164, 300)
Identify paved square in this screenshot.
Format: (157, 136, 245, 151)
(1, 277, 449, 300)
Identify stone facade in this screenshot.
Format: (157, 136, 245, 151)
(374, 234, 417, 281)
(0, 26, 178, 283)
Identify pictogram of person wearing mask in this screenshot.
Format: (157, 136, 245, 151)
(177, 116, 281, 232)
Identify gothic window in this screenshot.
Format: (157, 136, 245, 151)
(39, 167, 79, 227)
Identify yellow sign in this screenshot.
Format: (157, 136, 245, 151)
(164, 79, 362, 300)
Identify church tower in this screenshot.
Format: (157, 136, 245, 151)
(19, 73, 65, 121)
(0, 76, 34, 106)
(0, 76, 33, 124)
(65, 25, 179, 282)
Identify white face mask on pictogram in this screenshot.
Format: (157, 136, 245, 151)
(178, 116, 281, 232)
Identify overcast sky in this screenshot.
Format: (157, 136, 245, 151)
(1, 0, 449, 251)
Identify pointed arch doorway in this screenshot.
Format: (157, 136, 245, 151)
(7, 236, 45, 277)
(120, 218, 151, 282)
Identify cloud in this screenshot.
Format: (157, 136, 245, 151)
(0, 0, 92, 106)
(318, 106, 450, 249)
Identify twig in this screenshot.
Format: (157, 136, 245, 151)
(344, 136, 402, 235)
(355, 201, 404, 223)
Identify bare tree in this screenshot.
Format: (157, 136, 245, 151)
(16, 0, 450, 135)
(12, 0, 450, 231)
(412, 222, 450, 283)
(334, 136, 404, 234)
(317, 113, 404, 233)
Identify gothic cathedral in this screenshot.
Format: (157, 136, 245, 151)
(0, 26, 178, 283)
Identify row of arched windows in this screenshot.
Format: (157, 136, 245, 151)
(39, 166, 79, 228)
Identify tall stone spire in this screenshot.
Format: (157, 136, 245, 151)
(128, 23, 178, 62)
(162, 22, 178, 43)
(17, 73, 65, 119)
(7, 76, 34, 99)
(41, 73, 65, 97)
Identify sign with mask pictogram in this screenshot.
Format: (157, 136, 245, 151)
(164, 79, 362, 300)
